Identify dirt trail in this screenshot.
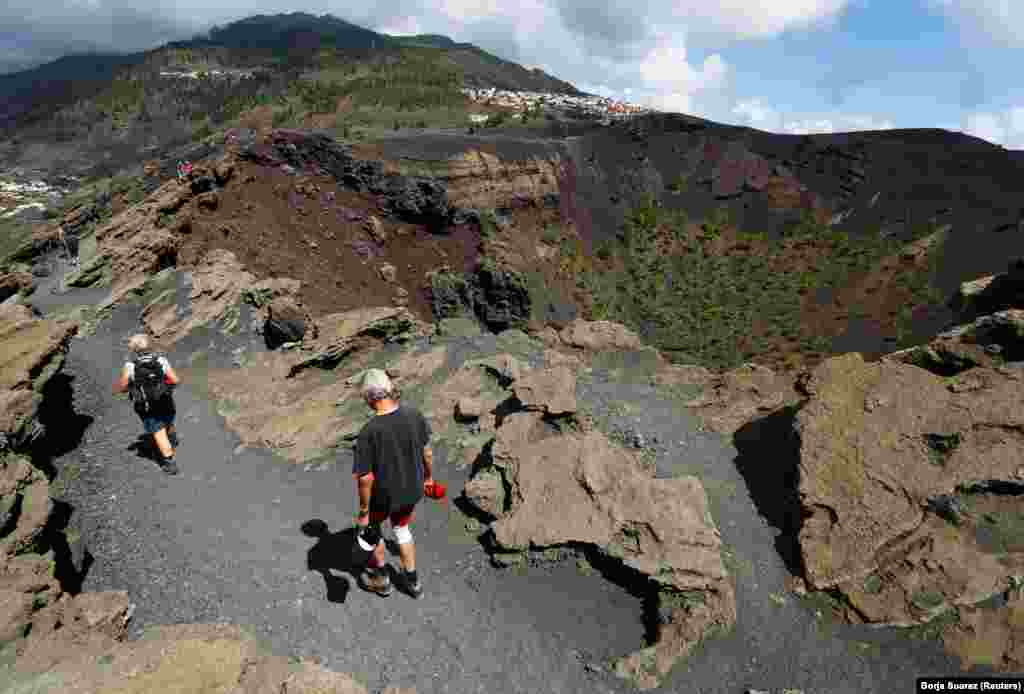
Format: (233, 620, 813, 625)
(26, 260, 965, 694)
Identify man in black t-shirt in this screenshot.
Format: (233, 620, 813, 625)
(352, 369, 433, 598)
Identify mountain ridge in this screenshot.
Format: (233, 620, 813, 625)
(0, 12, 582, 135)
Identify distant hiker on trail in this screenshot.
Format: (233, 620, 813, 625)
(176, 160, 193, 182)
(56, 226, 79, 268)
(112, 334, 182, 476)
(352, 368, 434, 599)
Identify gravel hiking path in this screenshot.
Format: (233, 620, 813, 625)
(28, 263, 963, 694)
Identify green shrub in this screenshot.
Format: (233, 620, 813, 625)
(272, 104, 297, 127)
(540, 226, 561, 245)
(701, 205, 731, 239)
(666, 174, 689, 193)
(192, 119, 214, 140)
(479, 210, 500, 239)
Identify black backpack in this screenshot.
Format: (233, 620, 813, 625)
(130, 353, 171, 414)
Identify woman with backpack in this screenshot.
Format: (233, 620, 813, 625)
(112, 334, 182, 475)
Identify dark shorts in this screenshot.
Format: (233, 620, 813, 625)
(140, 412, 175, 435)
(137, 399, 176, 435)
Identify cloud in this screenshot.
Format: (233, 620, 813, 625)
(554, 0, 852, 55)
(963, 107, 1024, 148)
(729, 98, 895, 134)
(928, 0, 1024, 45)
(732, 99, 783, 130)
(375, 16, 423, 36)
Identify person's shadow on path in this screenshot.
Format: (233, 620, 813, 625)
(127, 434, 164, 468)
(301, 519, 369, 604)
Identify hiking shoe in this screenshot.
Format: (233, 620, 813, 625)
(160, 458, 180, 476)
(403, 572, 423, 599)
(358, 569, 392, 597)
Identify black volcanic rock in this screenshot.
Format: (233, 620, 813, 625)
(383, 177, 450, 229)
(241, 129, 459, 230)
(428, 263, 532, 332)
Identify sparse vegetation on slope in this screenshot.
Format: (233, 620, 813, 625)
(572, 194, 949, 371)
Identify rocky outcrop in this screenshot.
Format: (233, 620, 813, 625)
(10, 590, 134, 676)
(447, 350, 735, 690)
(884, 310, 1024, 374)
(942, 592, 1024, 672)
(684, 362, 803, 436)
(0, 303, 69, 645)
(511, 365, 576, 415)
(440, 150, 562, 211)
(135, 249, 309, 349)
(201, 307, 436, 463)
(557, 318, 643, 352)
(6, 622, 371, 694)
(795, 352, 1024, 631)
(950, 258, 1024, 322)
(263, 295, 317, 350)
(0, 303, 78, 450)
(415, 353, 522, 462)
(772, 258, 1024, 672)
(287, 306, 433, 377)
(240, 129, 456, 230)
(464, 405, 735, 690)
(0, 272, 34, 302)
(428, 262, 532, 332)
(0, 453, 51, 557)
(68, 177, 192, 301)
(887, 255, 1024, 373)
(0, 303, 135, 686)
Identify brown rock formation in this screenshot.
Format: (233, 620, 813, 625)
(7, 622, 369, 694)
(12, 590, 134, 676)
(0, 272, 34, 302)
(137, 249, 309, 349)
(465, 408, 735, 689)
(943, 591, 1024, 672)
(685, 362, 803, 436)
(0, 304, 78, 449)
(197, 308, 437, 463)
(796, 352, 1024, 616)
(287, 306, 433, 377)
(440, 150, 561, 210)
(558, 318, 643, 352)
(0, 454, 51, 557)
(511, 365, 577, 415)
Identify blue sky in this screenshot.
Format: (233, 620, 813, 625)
(2, 1, 1023, 148)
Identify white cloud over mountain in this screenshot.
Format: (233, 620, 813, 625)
(1, 0, 1021, 146)
(964, 107, 1024, 148)
(730, 98, 895, 134)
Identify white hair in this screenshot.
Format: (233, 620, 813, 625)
(128, 334, 150, 353)
(361, 368, 393, 402)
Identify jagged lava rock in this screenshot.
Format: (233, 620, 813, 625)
(796, 352, 1024, 597)
(467, 411, 735, 689)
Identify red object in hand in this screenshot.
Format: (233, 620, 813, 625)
(424, 481, 447, 500)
